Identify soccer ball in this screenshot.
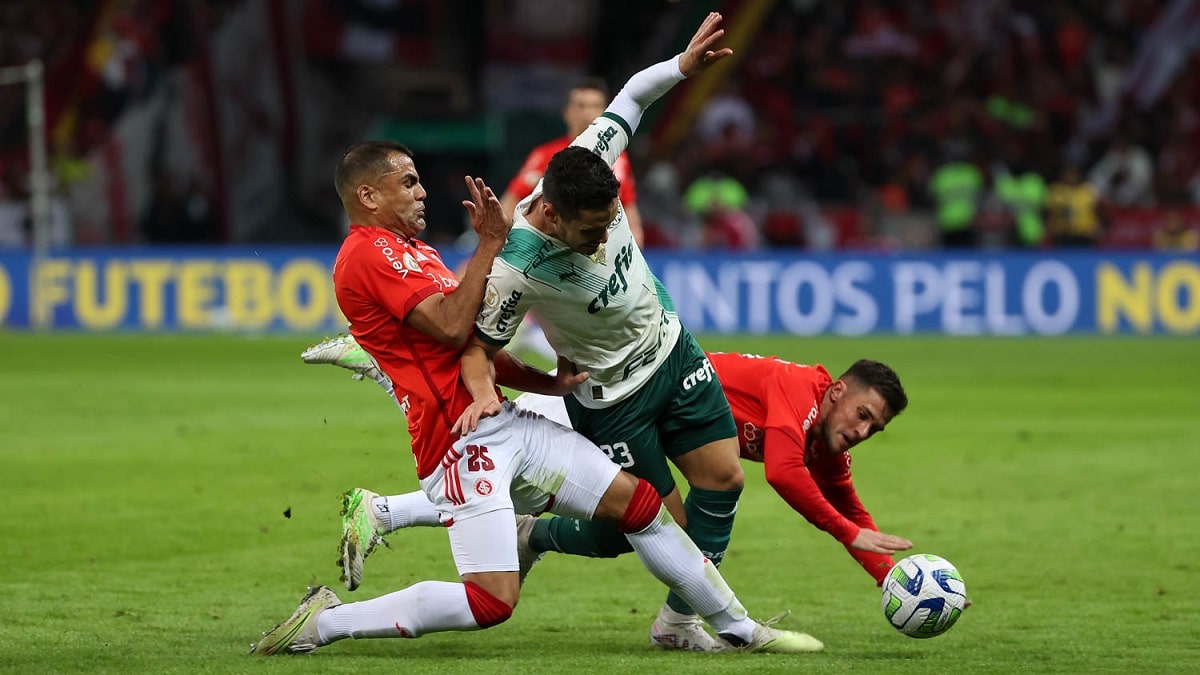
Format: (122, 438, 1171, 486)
(880, 553, 967, 638)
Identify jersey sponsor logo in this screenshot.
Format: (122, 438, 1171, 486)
(802, 403, 818, 432)
(496, 290, 524, 333)
(587, 244, 635, 314)
(592, 125, 618, 156)
(619, 310, 670, 381)
(377, 244, 412, 278)
(681, 358, 716, 391)
(374, 237, 389, 247)
(742, 421, 763, 460)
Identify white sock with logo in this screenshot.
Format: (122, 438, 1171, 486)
(317, 581, 478, 642)
(623, 507, 757, 642)
(373, 492, 441, 532)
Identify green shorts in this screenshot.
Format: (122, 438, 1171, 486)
(565, 329, 736, 496)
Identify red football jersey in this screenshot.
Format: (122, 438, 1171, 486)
(333, 225, 486, 479)
(505, 136, 638, 206)
(709, 351, 895, 584)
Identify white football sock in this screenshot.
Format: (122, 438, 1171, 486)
(623, 507, 756, 642)
(316, 581, 478, 642)
(373, 492, 441, 532)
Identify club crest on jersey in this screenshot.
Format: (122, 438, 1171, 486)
(474, 479, 494, 497)
(587, 244, 634, 314)
(403, 253, 422, 273)
(483, 283, 499, 308)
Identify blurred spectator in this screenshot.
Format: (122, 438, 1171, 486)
(499, 77, 642, 244)
(1152, 210, 1199, 251)
(682, 172, 758, 250)
(637, 160, 694, 248)
(1046, 164, 1103, 247)
(929, 153, 983, 248)
(1088, 134, 1154, 206)
(993, 144, 1047, 247)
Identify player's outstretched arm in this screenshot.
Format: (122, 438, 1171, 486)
(494, 350, 590, 397)
(599, 12, 734, 145)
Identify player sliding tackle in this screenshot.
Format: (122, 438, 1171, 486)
(252, 13, 822, 656)
(308, 339, 916, 614)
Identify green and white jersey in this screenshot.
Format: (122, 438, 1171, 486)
(476, 112, 681, 409)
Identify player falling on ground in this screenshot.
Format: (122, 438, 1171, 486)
(304, 338, 915, 639)
(252, 13, 823, 656)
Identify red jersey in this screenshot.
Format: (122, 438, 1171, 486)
(710, 351, 895, 585)
(505, 136, 638, 206)
(333, 225, 484, 479)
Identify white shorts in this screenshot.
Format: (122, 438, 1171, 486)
(418, 401, 621, 575)
(512, 392, 572, 427)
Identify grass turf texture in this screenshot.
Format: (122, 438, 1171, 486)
(1, 333, 1198, 674)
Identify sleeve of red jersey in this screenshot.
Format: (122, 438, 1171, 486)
(813, 464, 895, 586)
(355, 247, 442, 321)
(505, 147, 548, 202)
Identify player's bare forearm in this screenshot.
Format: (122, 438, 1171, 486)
(453, 339, 503, 436)
(494, 350, 587, 396)
(460, 339, 501, 404)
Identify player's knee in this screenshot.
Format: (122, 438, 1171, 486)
(615, 478, 662, 534)
(675, 442, 745, 490)
(463, 581, 515, 628)
(720, 463, 745, 490)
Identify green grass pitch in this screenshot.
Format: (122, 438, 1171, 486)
(1, 332, 1198, 674)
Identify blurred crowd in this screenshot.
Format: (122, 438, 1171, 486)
(637, 0, 1200, 251)
(0, 0, 1197, 251)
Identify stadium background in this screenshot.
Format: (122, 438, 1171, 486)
(0, 0, 1196, 333)
(1, 1, 1198, 673)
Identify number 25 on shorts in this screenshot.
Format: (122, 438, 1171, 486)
(465, 445, 495, 472)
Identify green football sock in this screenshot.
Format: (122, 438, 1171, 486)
(665, 486, 742, 615)
(529, 515, 633, 558)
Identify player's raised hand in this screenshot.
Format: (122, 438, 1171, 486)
(851, 528, 913, 555)
(462, 175, 509, 248)
(678, 12, 735, 78)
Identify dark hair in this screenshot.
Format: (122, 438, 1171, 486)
(334, 140, 414, 199)
(567, 77, 610, 104)
(542, 146, 620, 220)
(839, 359, 908, 416)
